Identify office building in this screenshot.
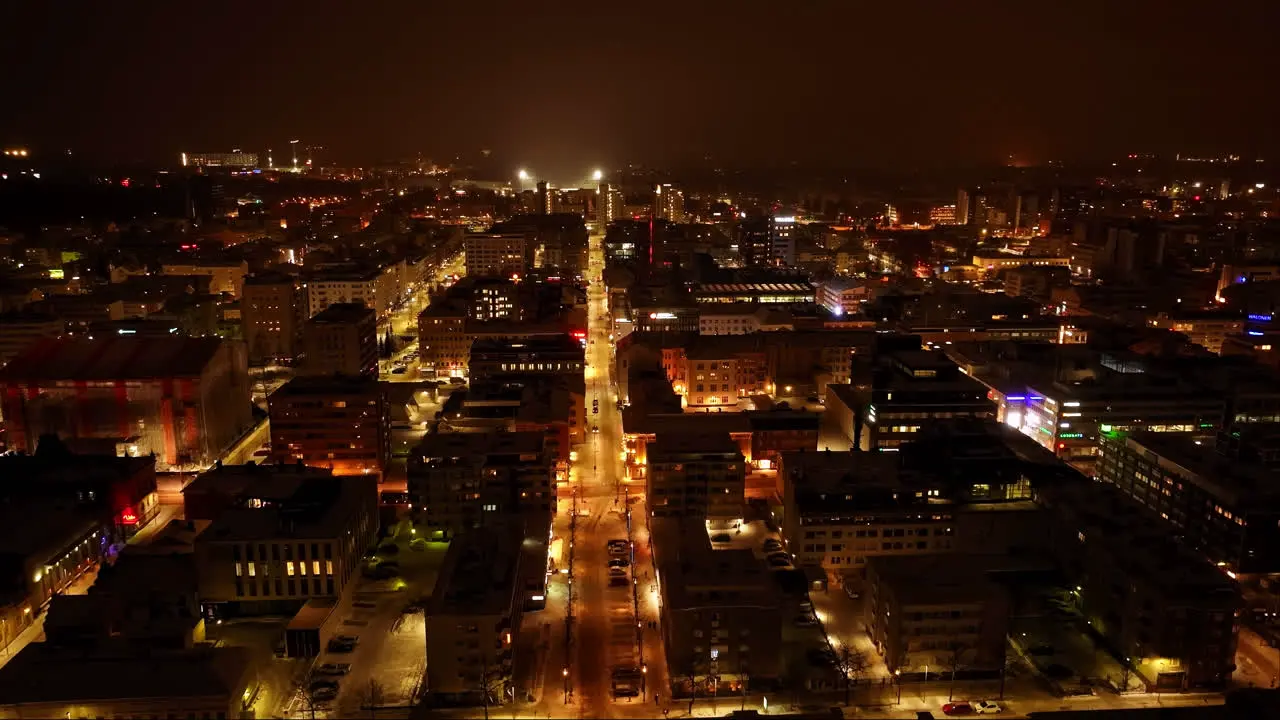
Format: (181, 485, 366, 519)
(1145, 311, 1245, 354)
(465, 233, 529, 278)
(189, 465, 377, 616)
(816, 279, 868, 317)
(426, 520, 539, 706)
(865, 554, 1011, 674)
(691, 281, 815, 305)
(1098, 430, 1280, 574)
(827, 350, 994, 452)
(241, 272, 306, 365)
(301, 302, 378, 377)
(647, 433, 745, 521)
(268, 375, 390, 478)
(652, 518, 783, 696)
(0, 336, 253, 469)
(407, 431, 555, 539)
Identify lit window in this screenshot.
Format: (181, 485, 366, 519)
(248, 562, 256, 577)
(326, 560, 334, 575)
(312, 561, 321, 576)
(286, 561, 296, 576)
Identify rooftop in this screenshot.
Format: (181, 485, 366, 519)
(1109, 431, 1280, 507)
(649, 433, 743, 460)
(189, 467, 373, 542)
(270, 374, 382, 397)
(0, 644, 251, 706)
(308, 302, 375, 324)
(867, 553, 1006, 605)
(0, 336, 228, 381)
(429, 521, 525, 617)
(650, 518, 777, 611)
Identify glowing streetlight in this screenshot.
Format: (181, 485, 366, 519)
(593, 169, 603, 181)
(518, 169, 530, 181)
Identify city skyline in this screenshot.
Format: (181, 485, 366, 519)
(2, 1, 1279, 177)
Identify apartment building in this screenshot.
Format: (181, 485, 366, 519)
(647, 433, 745, 521)
(1039, 475, 1239, 689)
(779, 450, 955, 581)
(241, 272, 306, 365)
(864, 553, 1011, 675)
(652, 518, 783, 696)
(469, 334, 584, 384)
(301, 302, 378, 377)
(1145, 310, 1245, 354)
(407, 432, 555, 540)
(268, 375, 389, 478)
(160, 259, 249, 297)
(1098, 430, 1280, 574)
(426, 521, 532, 706)
(307, 263, 401, 318)
(464, 233, 528, 278)
(188, 465, 378, 616)
(662, 345, 768, 411)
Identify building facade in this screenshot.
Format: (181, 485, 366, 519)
(268, 376, 390, 478)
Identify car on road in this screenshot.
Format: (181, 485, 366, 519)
(316, 663, 351, 676)
(973, 701, 1002, 714)
(793, 614, 818, 627)
(609, 567, 627, 578)
(710, 533, 732, 543)
(941, 701, 973, 715)
(592, 425, 600, 433)
(609, 576, 629, 587)
(768, 556, 794, 569)
(607, 558, 629, 568)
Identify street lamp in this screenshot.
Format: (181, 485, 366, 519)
(593, 169, 603, 182)
(562, 667, 570, 704)
(894, 669, 902, 704)
(518, 169, 530, 182)
(642, 664, 648, 698)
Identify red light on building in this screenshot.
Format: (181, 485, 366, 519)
(1193, 195, 1201, 202)
(571, 330, 587, 341)
(120, 508, 139, 525)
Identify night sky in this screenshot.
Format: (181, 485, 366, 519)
(3, 1, 1278, 178)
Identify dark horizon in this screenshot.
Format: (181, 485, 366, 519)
(3, 1, 1278, 182)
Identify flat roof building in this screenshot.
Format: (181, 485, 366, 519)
(268, 375, 390, 478)
(188, 464, 377, 617)
(0, 336, 253, 470)
(651, 518, 783, 695)
(647, 433, 746, 521)
(301, 302, 378, 378)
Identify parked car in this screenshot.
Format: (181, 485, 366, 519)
(798, 600, 813, 612)
(391, 366, 407, 375)
(710, 533, 732, 543)
(609, 576, 629, 587)
(327, 635, 359, 653)
(844, 584, 861, 600)
(973, 701, 1002, 714)
(609, 567, 627, 577)
(768, 556, 793, 568)
(607, 558, 629, 568)
(941, 701, 974, 715)
(763, 538, 783, 551)
(793, 614, 818, 627)
(316, 663, 351, 676)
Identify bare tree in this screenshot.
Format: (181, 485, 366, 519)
(357, 678, 386, 719)
(836, 645, 870, 706)
(941, 643, 972, 702)
(998, 651, 1019, 700)
(291, 672, 327, 720)
(685, 651, 702, 714)
(1117, 661, 1136, 693)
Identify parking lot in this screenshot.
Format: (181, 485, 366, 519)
(280, 521, 449, 717)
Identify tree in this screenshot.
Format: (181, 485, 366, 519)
(685, 651, 702, 714)
(291, 672, 326, 720)
(356, 678, 386, 719)
(998, 651, 1020, 700)
(836, 645, 870, 706)
(941, 643, 972, 702)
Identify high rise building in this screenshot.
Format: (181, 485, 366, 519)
(769, 214, 797, 266)
(653, 183, 685, 222)
(301, 302, 378, 377)
(241, 272, 306, 365)
(598, 183, 625, 224)
(536, 181, 553, 215)
(956, 188, 971, 226)
(929, 204, 957, 225)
